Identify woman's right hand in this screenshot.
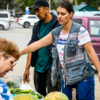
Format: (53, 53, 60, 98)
(23, 69, 30, 83)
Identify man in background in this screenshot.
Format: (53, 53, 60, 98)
(23, 0, 61, 96)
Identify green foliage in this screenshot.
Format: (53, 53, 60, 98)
(51, 0, 56, 10)
(0, 0, 13, 9)
(17, 0, 57, 13)
(28, 0, 36, 14)
(76, 0, 100, 10)
(28, 0, 35, 7)
(76, 0, 83, 5)
(89, 2, 99, 10)
(52, 0, 70, 10)
(16, 0, 73, 13)
(17, 0, 35, 14)
(17, 0, 28, 12)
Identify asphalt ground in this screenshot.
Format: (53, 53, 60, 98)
(0, 23, 100, 100)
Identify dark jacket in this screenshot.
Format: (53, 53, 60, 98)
(28, 13, 60, 67)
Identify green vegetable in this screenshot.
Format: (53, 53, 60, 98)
(10, 87, 21, 94)
(14, 94, 39, 100)
(36, 94, 42, 99)
(28, 91, 35, 95)
(20, 89, 31, 93)
(6, 81, 14, 88)
(10, 87, 42, 99)
(6, 81, 19, 88)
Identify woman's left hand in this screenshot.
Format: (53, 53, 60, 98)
(98, 71, 100, 82)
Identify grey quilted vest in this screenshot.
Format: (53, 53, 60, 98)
(51, 22, 94, 86)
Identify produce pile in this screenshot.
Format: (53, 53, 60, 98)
(10, 88, 69, 100)
(13, 91, 69, 100)
(1, 75, 22, 88)
(10, 87, 42, 100)
(7, 81, 19, 88)
(44, 91, 69, 100)
(14, 94, 39, 100)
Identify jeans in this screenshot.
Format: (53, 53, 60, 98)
(62, 74, 95, 100)
(34, 68, 61, 96)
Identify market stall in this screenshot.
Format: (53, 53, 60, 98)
(17, 84, 44, 100)
(0, 75, 44, 100)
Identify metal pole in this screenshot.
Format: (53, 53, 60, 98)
(7, 4, 9, 12)
(49, 0, 51, 11)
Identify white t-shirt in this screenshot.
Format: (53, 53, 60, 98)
(57, 26, 91, 67)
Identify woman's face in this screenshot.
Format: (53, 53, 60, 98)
(0, 55, 16, 77)
(57, 6, 73, 25)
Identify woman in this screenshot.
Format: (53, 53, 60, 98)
(20, 1, 100, 100)
(0, 38, 20, 100)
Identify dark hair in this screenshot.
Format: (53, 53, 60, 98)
(57, 1, 74, 14)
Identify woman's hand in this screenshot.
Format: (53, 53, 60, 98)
(98, 71, 100, 82)
(58, 61, 61, 68)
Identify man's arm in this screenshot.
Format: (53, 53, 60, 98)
(23, 53, 32, 83)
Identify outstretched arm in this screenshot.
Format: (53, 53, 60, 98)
(83, 41, 100, 82)
(20, 32, 53, 55)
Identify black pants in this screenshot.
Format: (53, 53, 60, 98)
(34, 68, 61, 96)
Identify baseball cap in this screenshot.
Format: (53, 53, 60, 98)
(29, 0, 49, 10)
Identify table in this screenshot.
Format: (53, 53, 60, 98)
(19, 85, 44, 100)
(20, 84, 33, 91)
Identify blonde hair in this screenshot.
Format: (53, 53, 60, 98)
(0, 38, 20, 60)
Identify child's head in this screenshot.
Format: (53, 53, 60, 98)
(0, 38, 20, 77)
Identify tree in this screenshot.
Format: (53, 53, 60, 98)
(76, 0, 100, 10)
(17, 0, 28, 12)
(17, 0, 36, 13)
(0, 0, 13, 9)
(50, 0, 56, 10)
(52, 0, 71, 10)
(17, 0, 71, 13)
(28, 0, 36, 14)
(17, 0, 56, 13)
